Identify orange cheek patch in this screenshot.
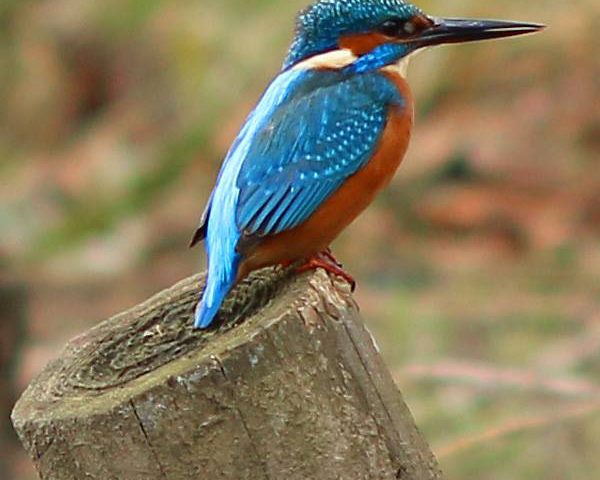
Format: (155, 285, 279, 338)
(339, 33, 391, 56)
(412, 14, 434, 31)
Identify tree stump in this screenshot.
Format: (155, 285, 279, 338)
(11, 268, 443, 480)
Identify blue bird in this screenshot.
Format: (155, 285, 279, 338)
(190, 0, 543, 329)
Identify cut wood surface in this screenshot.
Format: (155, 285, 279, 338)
(12, 268, 443, 480)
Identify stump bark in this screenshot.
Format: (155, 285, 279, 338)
(12, 268, 443, 480)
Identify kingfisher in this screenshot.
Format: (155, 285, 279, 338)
(190, 0, 543, 329)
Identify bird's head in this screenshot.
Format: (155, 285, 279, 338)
(284, 0, 543, 71)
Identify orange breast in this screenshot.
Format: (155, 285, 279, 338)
(238, 70, 414, 280)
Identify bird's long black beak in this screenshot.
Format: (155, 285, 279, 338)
(410, 17, 545, 48)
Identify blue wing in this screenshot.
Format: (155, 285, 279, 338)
(195, 67, 308, 328)
(235, 69, 403, 241)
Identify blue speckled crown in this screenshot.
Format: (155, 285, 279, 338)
(283, 0, 421, 68)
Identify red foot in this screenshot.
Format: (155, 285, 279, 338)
(296, 251, 356, 291)
(321, 247, 342, 266)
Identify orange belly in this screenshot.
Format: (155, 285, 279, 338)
(238, 71, 414, 280)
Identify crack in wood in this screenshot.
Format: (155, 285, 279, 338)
(212, 355, 271, 480)
(130, 399, 169, 480)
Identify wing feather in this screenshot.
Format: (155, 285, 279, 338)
(235, 70, 402, 243)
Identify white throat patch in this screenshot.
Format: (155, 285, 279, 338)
(292, 49, 358, 71)
(386, 55, 412, 78)
(292, 46, 418, 78)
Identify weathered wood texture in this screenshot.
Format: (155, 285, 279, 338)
(12, 268, 443, 480)
(1, 279, 27, 480)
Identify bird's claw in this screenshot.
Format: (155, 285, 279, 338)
(296, 251, 356, 291)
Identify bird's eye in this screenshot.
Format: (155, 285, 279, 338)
(379, 18, 417, 37)
(379, 19, 403, 36)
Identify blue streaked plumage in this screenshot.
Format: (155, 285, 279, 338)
(237, 70, 403, 238)
(195, 69, 309, 328)
(348, 43, 411, 73)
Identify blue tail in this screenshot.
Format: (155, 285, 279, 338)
(194, 255, 240, 329)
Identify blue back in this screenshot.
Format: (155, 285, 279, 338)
(236, 69, 403, 240)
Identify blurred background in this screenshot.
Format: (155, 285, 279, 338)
(1, 0, 598, 478)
